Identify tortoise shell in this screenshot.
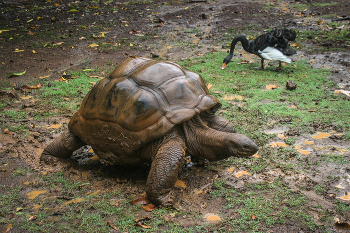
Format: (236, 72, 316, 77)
(68, 57, 221, 164)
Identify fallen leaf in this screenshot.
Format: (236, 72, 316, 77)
(207, 83, 212, 90)
(142, 203, 156, 212)
(238, 60, 249, 64)
(334, 217, 350, 229)
(174, 179, 187, 188)
(312, 132, 331, 139)
(13, 49, 24, 52)
(335, 183, 345, 189)
(252, 152, 259, 158)
(297, 150, 310, 155)
(107, 222, 119, 231)
(196, 190, 204, 194)
(46, 124, 62, 129)
(38, 75, 50, 79)
(4, 128, 11, 134)
(266, 84, 279, 90)
(3, 224, 12, 233)
(252, 214, 258, 220)
(235, 170, 251, 178)
(53, 42, 64, 46)
(223, 95, 244, 101)
(227, 167, 236, 172)
(130, 196, 151, 205)
(22, 84, 42, 90)
(336, 192, 350, 201)
(26, 190, 47, 200)
(20, 96, 32, 100)
(88, 43, 99, 48)
(270, 142, 289, 148)
(62, 198, 85, 207)
(204, 214, 221, 222)
(28, 215, 37, 221)
(135, 222, 152, 228)
(8, 69, 26, 77)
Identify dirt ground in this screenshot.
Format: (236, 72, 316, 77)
(1, 0, 350, 232)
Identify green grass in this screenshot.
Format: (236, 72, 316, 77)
(37, 71, 101, 111)
(179, 53, 350, 138)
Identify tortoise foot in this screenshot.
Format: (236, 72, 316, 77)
(40, 151, 67, 166)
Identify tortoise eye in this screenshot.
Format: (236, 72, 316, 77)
(243, 145, 250, 150)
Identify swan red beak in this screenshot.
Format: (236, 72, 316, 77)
(221, 63, 226, 69)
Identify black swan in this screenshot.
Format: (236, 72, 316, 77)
(222, 29, 297, 70)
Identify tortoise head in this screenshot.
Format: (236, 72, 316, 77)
(183, 115, 258, 161)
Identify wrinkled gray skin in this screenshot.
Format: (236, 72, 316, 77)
(41, 114, 258, 206)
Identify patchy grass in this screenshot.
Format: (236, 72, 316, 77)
(180, 52, 350, 137)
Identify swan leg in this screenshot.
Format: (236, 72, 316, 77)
(260, 58, 265, 69)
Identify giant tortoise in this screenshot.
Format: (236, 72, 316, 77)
(41, 57, 258, 205)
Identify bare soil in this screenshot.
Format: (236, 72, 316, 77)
(1, 0, 350, 232)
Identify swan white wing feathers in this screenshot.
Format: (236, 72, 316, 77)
(258, 46, 292, 63)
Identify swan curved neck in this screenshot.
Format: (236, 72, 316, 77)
(229, 35, 250, 54)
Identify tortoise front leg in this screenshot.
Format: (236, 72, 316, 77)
(40, 130, 85, 164)
(145, 139, 186, 206)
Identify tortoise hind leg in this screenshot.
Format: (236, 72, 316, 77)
(40, 130, 85, 164)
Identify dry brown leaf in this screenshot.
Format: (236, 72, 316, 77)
(46, 124, 62, 129)
(22, 84, 42, 90)
(135, 222, 152, 229)
(334, 217, 350, 229)
(336, 192, 350, 201)
(4, 224, 12, 233)
(107, 222, 119, 231)
(235, 170, 251, 178)
(207, 83, 213, 90)
(238, 60, 249, 64)
(142, 203, 156, 212)
(28, 215, 37, 221)
(20, 96, 33, 99)
(53, 42, 64, 46)
(266, 84, 279, 90)
(223, 95, 244, 101)
(205, 214, 221, 222)
(61, 198, 85, 207)
(174, 179, 187, 188)
(130, 196, 151, 205)
(4, 128, 11, 134)
(270, 142, 289, 148)
(311, 132, 331, 139)
(26, 190, 47, 200)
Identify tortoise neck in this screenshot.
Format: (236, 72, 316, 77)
(182, 115, 229, 161)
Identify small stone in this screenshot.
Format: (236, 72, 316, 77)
(286, 80, 297, 90)
(150, 52, 159, 58)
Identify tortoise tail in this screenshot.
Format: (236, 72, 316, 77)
(41, 130, 85, 161)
